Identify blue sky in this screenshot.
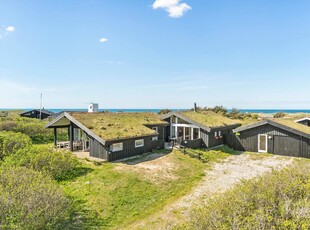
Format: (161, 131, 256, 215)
(0, 0, 309, 109)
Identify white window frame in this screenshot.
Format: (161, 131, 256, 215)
(152, 136, 158, 141)
(258, 134, 268, 153)
(218, 131, 222, 137)
(111, 142, 123, 152)
(135, 139, 144, 148)
(152, 127, 158, 132)
(214, 131, 218, 137)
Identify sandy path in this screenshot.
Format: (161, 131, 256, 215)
(131, 153, 293, 229)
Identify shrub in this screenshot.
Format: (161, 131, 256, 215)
(180, 164, 310, 229)
(210, 105, 228, 115)
(158, 109, 172, 115)
(0, 167, 69, 229)
(193, 105, 228, 115)
(251, 113, 259, 120)
(274, 112, 286, 118)
(0, 117, 67, 144)
(0, 131, 32, 159)
(3, 145, 81, 181)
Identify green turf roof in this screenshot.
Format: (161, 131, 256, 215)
(270, 118, 310, 134)
(180, 111, 241, 128)
(69, 112, 168, 141)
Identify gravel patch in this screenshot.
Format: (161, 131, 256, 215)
(131, 153, 293, 229)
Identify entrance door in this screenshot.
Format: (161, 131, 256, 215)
(258, 134, 268, 152)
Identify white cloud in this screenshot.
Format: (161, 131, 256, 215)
(6, 26, 15, 32)
(0, 25, 15, 39)
(99, 37, 108, 43)
(152, 0, 191, 18)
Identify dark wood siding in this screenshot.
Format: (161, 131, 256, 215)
(273, 136, 300, 157)
(89, 138, 108, 160)
(106, 136, 157, 161)
(145, 125, 166, 141)
(181, 138, 202, 148)
(224, 133, 245, 151)
(200, 129, 208, 148)
(165, 126, 170, 141)
(198, 128, 235, 148)
(230, 124, 310, 158)
(21, 110, 51, 120)
(208, 129, 227, 148)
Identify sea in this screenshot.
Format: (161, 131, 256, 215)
(1, 108, 310, 114)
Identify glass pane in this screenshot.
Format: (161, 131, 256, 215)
(259, 135, 266, 151)
(185, 127, 190, 140)
(193, 128, 199, 139)
(178, 127, 184, 138)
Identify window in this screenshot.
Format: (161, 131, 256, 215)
(152, 136, 158, 141)
(258, 134, 267, 152)
(135, 139, 144, 148)
(193, 128, 199, 139)
(214, 132, 218, 137)
(218, 131, 222, 137)
(111, 142, 123, 152)
(152, 127, 158, 132)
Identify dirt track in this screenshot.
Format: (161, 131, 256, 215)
(131, 153, 293, 229)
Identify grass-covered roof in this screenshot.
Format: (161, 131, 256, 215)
(180, 111, 241, 128)
(270, 118, 310, 134)
(69, 112, 168, 141)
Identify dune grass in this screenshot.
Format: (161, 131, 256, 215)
(180, 111, 241, 128)
(182, 145, 240, 163)
(69, 112, 168, 141)
(177, 161, 310, 230)
(61, 150, 206, 229)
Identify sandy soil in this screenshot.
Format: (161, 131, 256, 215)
(130, 153, 293, 230)
(115, 153, 178, 183)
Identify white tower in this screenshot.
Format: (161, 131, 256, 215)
(88, 103, 99, 113)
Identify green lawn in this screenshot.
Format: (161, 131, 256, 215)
(61, 150, 206, 229)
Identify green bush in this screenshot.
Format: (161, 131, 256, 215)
(0, 131, 32, 159)
(158, 109, 172, 114)
(274, 112, 286, 118)
(3, 145, 81, 181)
(0, 117, 67, 144)
(180, 164, 310, 229)
(0, 167, 69, 229)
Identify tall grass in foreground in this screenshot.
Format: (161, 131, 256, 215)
(176, 162, 310, 230)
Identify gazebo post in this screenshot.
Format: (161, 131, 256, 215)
(69, 123, 74, 151)
(53, 127, 57, 146)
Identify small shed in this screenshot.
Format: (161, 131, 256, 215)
(20, 109, 54, 120)
(230, 119, 310, 158)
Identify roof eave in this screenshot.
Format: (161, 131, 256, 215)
(233, 119, 310, 139)
(46, 112, 106, 145)
(210, 123, 242, 131)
